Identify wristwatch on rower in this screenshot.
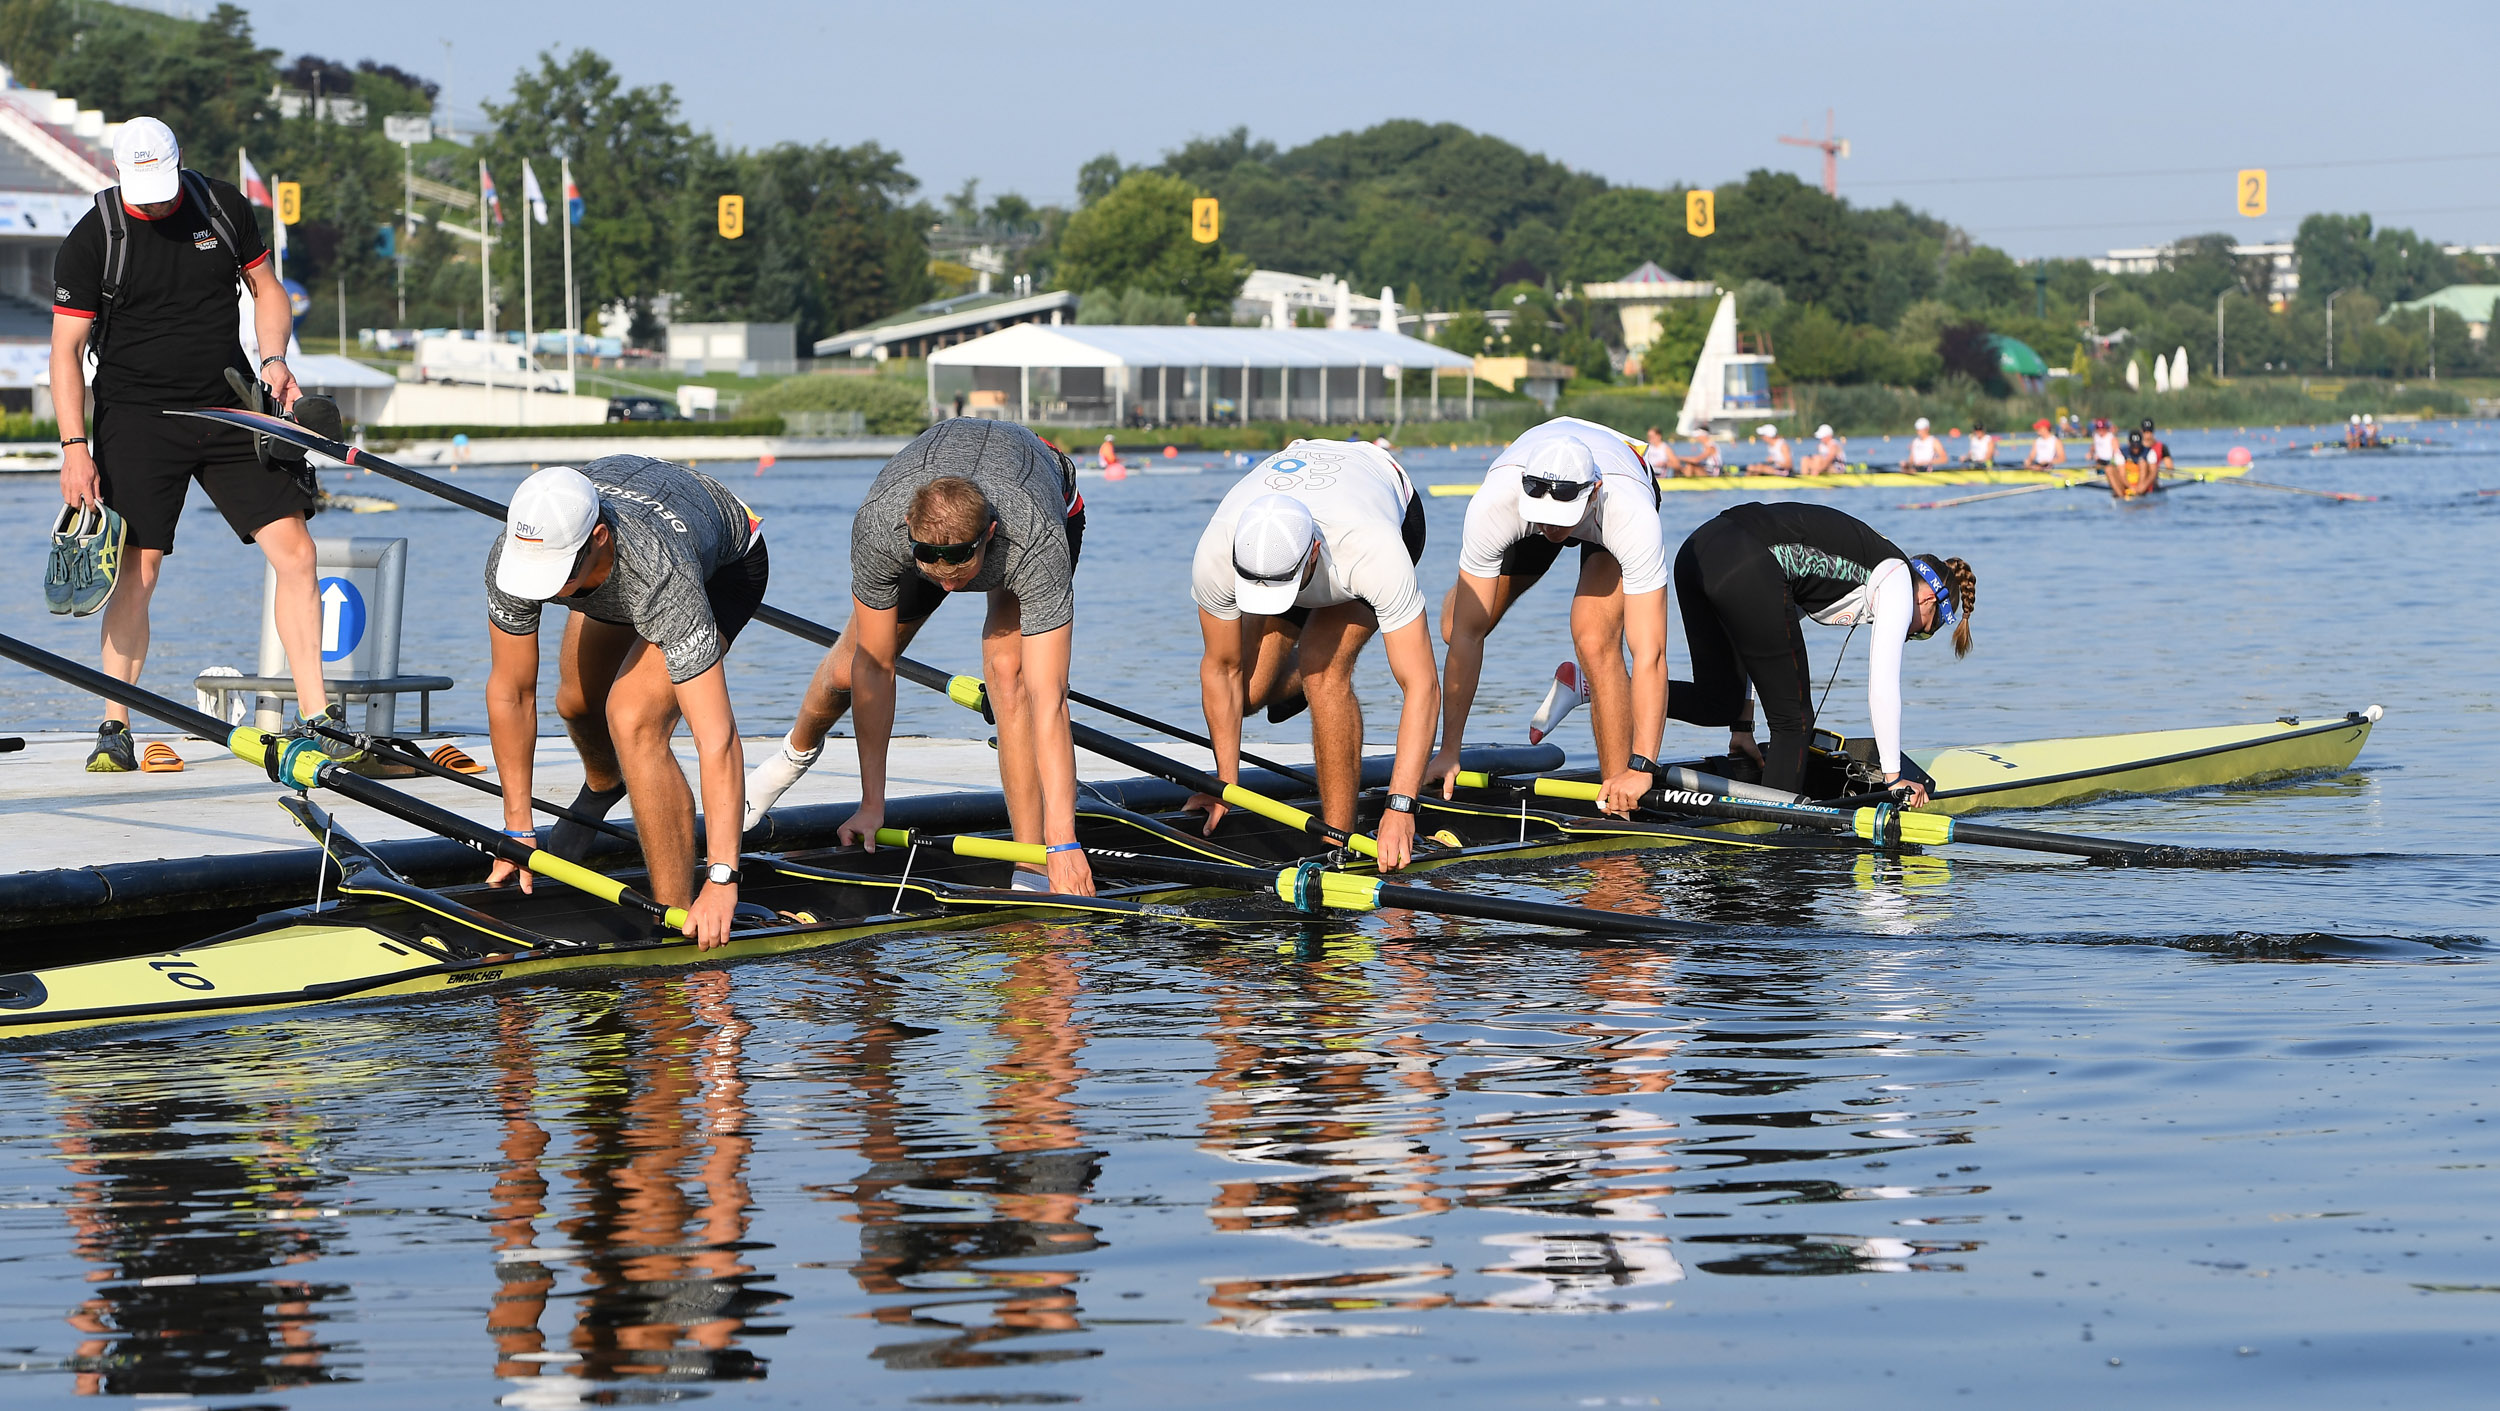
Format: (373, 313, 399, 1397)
(1627, 755, 1659, 780)
(1384, 793, 1418, 815)
(704, 862, 742, 887)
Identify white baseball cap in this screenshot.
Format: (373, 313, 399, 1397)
(496, 466, 602, 600)
(1814, 424, 1834, 438)
(1756, 424, 1778, 437)
(1231, 494, 1316, 616)
(1914, 417, 1931, 431)
(1518, 438, 1597, 527)
(112, 117, 181, 205)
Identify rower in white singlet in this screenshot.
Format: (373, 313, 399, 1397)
(1904, 417, 1947, 471)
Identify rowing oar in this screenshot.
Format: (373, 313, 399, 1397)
(2186, 470, 2377, 503)
(1453, 771, 2194, 864)
(169, 408, 1324, 791)
(0, 630, 694, 936)
(1900, 477, 2082, 511)
(875, 829, 1703, 939)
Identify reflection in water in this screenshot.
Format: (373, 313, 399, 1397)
(40, 1044, 355, 1396)
(490, 975, 785, 1402)
(812, 929, 1106, 1373)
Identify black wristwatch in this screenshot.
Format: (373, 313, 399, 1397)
(1627, 755, 1658, 778)
(704, 862, 742, 887)
(1384, 793, 1417, 815)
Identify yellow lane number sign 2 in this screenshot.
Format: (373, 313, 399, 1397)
(718, 194, 744, 240)
(1192, 197, 1220, 243)
(2237, 169, 2267, 218)
(1686, 189, 1715, 238)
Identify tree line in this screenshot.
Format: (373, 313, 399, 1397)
(6, 0, 2489, 385)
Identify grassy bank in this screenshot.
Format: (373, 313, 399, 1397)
(363, 417, 787, 446)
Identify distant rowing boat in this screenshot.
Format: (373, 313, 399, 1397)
(1429, 465, 2252, 496)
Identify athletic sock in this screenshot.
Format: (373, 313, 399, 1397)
(743, 733, 823, 833)
(543, 781, 629, 861)
(1528, 661, 1589, 744)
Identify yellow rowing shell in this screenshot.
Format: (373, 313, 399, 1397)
(1912, 708, 2378, 815)
(1428, 465, 2251, 496)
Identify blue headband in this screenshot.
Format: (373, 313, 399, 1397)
(1910, 557, 1961, 626)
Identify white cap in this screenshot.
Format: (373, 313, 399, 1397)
(1518, 438, 1597, 527)
(112, 117, 181, 205)
(2362, 413, 2373, 423)
(1814, 424, 1834, 438)
(496, 467, 602, 600)
(1231, 494, 1316, 616)
(1914, 417, 1931, 431)
(1756, 424, 1778, 437)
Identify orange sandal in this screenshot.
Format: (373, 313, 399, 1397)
(139, 741, 184, 773)
(429, 743, 487, 774)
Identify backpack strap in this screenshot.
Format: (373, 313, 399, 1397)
(86, 186, 126, 363)
(180, 169, 246, 269)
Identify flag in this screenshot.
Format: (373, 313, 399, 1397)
(238, 150, 270, 207)
(521, 159, 548, 226)
(480, 161, 503, 227)
(565, 168, 583, 227)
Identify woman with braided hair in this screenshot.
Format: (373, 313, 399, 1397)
(1666, 501, 1975, 806)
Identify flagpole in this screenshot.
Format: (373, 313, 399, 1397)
(478, 159, 493, 415)
(520, 166, 533, 428)
(561, 157, 577, 396)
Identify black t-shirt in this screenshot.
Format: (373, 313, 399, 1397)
(52, 175, 268, 409)
(1719, 501, 1908, 619)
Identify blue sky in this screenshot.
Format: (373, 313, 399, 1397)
(232, 0, 2500, 260)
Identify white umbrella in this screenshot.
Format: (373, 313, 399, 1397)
(2125, 356, 2141, 391)
(2172, 345, 2190, 390)
(2153, 352, 2171, 393)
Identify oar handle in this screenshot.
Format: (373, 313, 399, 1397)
(944, 675, 1378, 857)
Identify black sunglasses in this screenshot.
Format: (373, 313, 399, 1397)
(1521, 475, 1591, 503)
(908, 518, 995, 565)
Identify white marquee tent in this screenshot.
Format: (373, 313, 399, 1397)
(925, 323, 1478, 426)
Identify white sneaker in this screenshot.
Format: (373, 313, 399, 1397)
(744, 734, 822, 832)
(1527, 661, 1588, 744)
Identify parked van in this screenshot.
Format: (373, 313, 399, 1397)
(411, 336, 569, 393)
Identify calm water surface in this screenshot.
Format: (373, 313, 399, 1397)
(0, 423, 2494, 1407)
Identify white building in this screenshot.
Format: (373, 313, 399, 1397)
(2092, 241, 2300, 300)
(926, 323, 1476, 426)
(1234, 269, 1385, 330)
(664, 321, 797, 375)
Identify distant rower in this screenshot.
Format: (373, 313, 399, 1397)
(1800, 423, 1845, 476)
(1905, 417, 1947, 471)
(2022, 419, 2066, 469)
(1965, 422, 1997, 468)
(1755, 423, 1794, 475)
(2089, 417, 2120, 468)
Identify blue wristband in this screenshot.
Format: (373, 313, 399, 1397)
(503, 828, 538, 841)
(1044, 841, 1082, 855)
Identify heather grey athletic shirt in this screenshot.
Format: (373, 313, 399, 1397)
(484, 456, 759, 683)
(851, 419, 1077, 635)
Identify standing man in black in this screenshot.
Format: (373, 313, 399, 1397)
(48, 115, 332, 772)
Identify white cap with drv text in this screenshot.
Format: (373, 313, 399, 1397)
(497, 466, 602, 600)
(1517, 438, 1597, 527)
(111, 116, 182, 205)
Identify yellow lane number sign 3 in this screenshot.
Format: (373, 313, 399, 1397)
(718, 194, 744, 240)
(1192, 197, 1220, 243)
(1686, 189, 1715, 238)
(275, 181, 301, 225)
(2237, 169, 2267, 218)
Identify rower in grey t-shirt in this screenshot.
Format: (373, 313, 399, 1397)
(483, 455, 760, 683)
(850, 420, 1079, 633)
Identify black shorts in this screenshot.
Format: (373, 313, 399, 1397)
(704, 538, 770, 648)
(894, 507, 1086, 626)
(1281, 491, 1425, 629)
(1496, 533, 1602, 592)
(94, 403, 316, 554)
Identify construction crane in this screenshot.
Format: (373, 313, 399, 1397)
(1779, 109, 1850, 197)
